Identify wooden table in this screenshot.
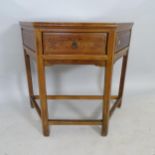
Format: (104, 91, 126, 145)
(20, 22, 133, 136)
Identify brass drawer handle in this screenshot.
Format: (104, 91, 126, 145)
(71, 41, 78, 49)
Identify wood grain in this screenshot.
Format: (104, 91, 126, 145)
(43, 32, 107, 55)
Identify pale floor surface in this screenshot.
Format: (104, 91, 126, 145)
(0, 92, 155, 155)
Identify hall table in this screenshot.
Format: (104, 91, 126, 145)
(20, 22, 133, 136)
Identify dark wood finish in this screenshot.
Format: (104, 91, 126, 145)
(20, 22, 133, 137)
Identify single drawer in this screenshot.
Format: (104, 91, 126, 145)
(116, 30, 131, 52)
(43, 33, 107, 54)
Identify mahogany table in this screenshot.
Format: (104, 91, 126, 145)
(20, 22, 133, 136)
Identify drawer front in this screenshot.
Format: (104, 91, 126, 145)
(43, 33, 107, 54)
(116, 30, 131, 52)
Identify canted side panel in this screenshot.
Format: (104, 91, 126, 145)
(43, 32, 107, 55)
(115, 30, 131, 52)
(22, 29, 36, 52)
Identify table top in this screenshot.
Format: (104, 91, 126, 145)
(20, 21, 133, 29)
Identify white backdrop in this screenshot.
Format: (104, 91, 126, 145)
(0, 0, 155, 104)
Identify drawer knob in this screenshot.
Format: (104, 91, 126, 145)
(71, 41, 78, 49)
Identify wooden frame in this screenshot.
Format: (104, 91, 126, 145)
(21, 22, 133, 136)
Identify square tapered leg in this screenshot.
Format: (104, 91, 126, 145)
(118, 54, 129, 108)
(24, 50, 34, 108)
(101, 31, 115, 136)
(36, 59, 49, 136)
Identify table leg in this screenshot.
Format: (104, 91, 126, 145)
(101, 31, 115, 136)
(101, 61, 113, 136)
(37, 58, 49, 136)
(24, 50, 34, 108)
(118, 53, 129, 108)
